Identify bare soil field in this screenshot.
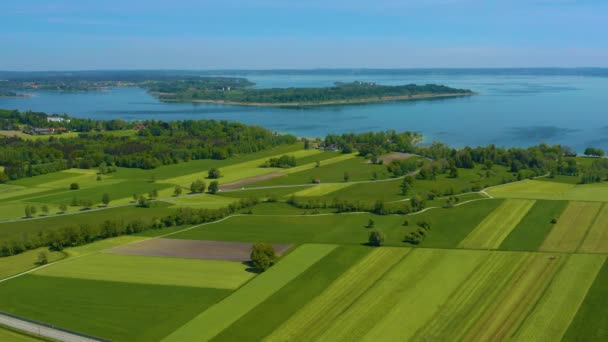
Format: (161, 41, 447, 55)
(220, 172, 285, 190)
(106, 238, 292, 261)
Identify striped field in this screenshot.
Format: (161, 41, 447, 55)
(312, 249, 485, 341)
(459, 199, 536, 249)
(163, 244, 336, 342)
(265, 247, 409, 341)
(577, 203, 608, 253)
(461, 253, 567, 341)
(513, 254, 606, 341)
(540, 201, 602, 252)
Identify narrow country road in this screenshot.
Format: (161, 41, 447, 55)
(0, 312, 106, 342)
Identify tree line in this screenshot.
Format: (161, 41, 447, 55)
(0, 197, 261, 258)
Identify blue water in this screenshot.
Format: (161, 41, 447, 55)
(1, 73, 607, 152)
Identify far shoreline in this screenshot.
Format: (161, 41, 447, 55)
(157, 92, 475, 107)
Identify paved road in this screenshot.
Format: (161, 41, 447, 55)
(0, 312, 106, 342)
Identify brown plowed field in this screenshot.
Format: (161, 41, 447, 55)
(220, 172, 285, 190)
(106, 238, 292, 261)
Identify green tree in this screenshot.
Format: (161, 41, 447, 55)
(368, 230, 385, 247)
(149, 189, 158, 199)
(41, 204, 49, 215)
(366, 219, 375, 228)
(208, 181, 220, 194)
(190, 179, 206, 193)
(37, 251, 48, 265)
(344, 172, 350, 182)
(208, 168, 221, 179)
(401, 176, 414, 195)
(138, 195, 150, 208)
(315, 160, 320, 168)
(29, 205, 37, 216)
(250, 243, 277, 271)
(81, 199, 94, 209)
(174, 186, 183, 196)
(70, 182, 79, 190)
(24, 205, 32, 218)
(59, 203, 68, 213)
(102, 193, 110, 206)
(132, 193, 138, 202)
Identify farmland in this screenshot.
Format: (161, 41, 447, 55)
(0, 132, 608, 341)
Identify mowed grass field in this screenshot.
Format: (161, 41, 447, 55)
(540, 201, 603, 252)
(499, 200, 569, 251)
(458, 199, 536, 249)
(164, 244, 337, 342)
(0, 203, 175, 241)
(161, 149, 329, 187)
(0, 275, 231, 342)
(168, 199, 499, 248)
(33, 253, 254, 289)
(578, 203, 608, 253)
(488, 178, 608, 202)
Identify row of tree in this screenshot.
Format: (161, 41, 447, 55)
(0, 197, 261, 258)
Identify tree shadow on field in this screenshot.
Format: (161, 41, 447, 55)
(242, 261, 263, 274)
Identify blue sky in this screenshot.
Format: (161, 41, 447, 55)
(1, 0, 607, 70)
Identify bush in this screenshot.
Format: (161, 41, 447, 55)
(551, 218, 558, 224)
(70, 182, 79, 190)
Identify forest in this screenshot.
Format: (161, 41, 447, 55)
(0, 110, 296, 180)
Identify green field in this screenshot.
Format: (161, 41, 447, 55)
(168, 199, 498, 247)
(0, 324, 46, 341)
(514, 254, 606, 341)
(265, 247, 409, 341)
(33, 253, 254, 289)
(562, 260, 608, 341)
(212, 246, 371, 342)
(578, 203, 608, 253)
(489, 179, 608, 202)
(458, 199, 535, 249)
(163, 244, 336, 342)
(0, 247, 66, 280)
(290, 183, 352, 197)
(499, 200, 569, 251)
(0, 203, 175, 241)
(0, 275, 230, 341)
(540, 201, 602, 252)
(162, 149, 325, 187)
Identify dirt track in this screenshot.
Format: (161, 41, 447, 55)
(220, 172, 285, 190)
(106, 238, 292, 262)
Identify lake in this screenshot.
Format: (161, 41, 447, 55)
(1, 71, 607, 152)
